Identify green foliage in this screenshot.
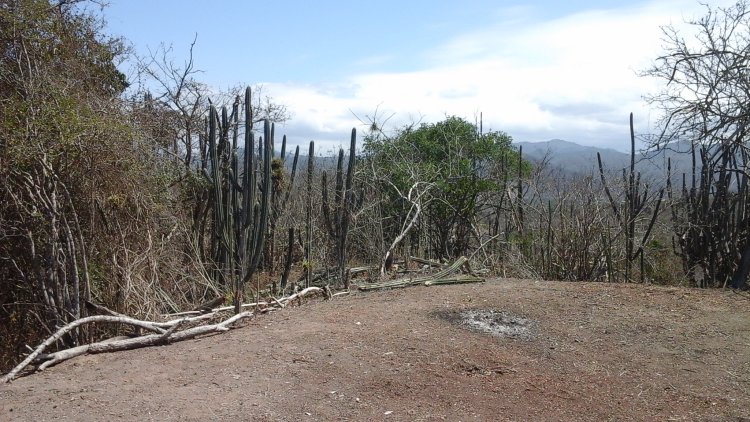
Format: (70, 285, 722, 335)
(0, 1, 127, 86)
(364, 116, 525, 258)
(0, 1, 183, 367)
(0, 0, 131, 176)
(271, 157, 286, 191)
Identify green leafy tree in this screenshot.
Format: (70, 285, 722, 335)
(364, 116, 524, 260)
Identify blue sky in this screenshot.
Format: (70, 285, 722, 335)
(103, 0, 734, 152)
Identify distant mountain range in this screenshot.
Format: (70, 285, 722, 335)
(514, 139, 698, 184)
(263, 138, 699, 187)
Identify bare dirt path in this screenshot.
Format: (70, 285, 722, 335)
(1, 279, 749, 421)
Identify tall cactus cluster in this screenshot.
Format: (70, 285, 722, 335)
(667, 140, 750, 289)
(597, 113, 664, 282)
(205, 87, 272, 313)
(267, 134, 300, 287)
(322, 129, 357, 289)
(304, 141, 315, 288)
(202, 86, 360, 303)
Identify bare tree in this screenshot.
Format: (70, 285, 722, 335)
(131, 38, 292, 268)
(134, 37, 291, 169)
(644, 1, 750, 288)
(377, 180, 433, 277)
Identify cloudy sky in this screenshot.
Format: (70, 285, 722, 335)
(104, 0, 734, 152)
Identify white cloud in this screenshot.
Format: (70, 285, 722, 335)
(264, 0, 736, 153)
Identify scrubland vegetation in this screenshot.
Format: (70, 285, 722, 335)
(1, 0, 749, 371)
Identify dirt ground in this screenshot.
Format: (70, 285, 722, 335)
(1, 278, 749, 421)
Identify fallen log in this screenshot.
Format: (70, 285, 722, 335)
(30, 312, 252, 373)
(424, 275, 485, 286)
(3, 286, 334, 383)
(278, 286, 324, 305)
(357, 277, 422, 291)
(1, 313, 241, 384)
(358, 256, 481, 291)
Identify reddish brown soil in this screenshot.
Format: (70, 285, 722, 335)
(1, 279, 749, 421)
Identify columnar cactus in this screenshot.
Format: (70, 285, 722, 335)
(305, 141, 315, 288)
(267, 136, 300, 284)
(205, 87, 273, 313)
(597, 113, 664, 282)
(322, 129, 357, 288)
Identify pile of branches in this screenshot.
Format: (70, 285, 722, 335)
(3, 256, 484, 383)
(1, 287, 332, 383)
